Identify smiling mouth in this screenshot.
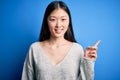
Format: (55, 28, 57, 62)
(55, 29, 63, 34)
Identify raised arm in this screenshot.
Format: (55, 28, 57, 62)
(79, 40, 100, 80)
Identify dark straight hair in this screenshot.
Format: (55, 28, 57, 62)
(39, 1, 76, 42)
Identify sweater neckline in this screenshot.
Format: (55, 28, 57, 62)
(37, 42, 75, 67)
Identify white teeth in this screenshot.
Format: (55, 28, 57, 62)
(55, 29, 62, 33)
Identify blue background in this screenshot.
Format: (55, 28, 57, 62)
(0, 0, 120, 80)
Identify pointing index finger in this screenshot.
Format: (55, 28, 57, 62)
(93, 40, 101, 47)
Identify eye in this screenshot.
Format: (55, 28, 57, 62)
(61, 19, 66, 21)
(48, 16, 57, 22)
(51, 19, 55, 21)
(49, 18, 56, 22)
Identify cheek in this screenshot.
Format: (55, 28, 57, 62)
(47, 22, 56, 34)
(48, 22, 55, 29)
(64, 21, 69, 29)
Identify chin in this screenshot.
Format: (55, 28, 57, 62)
(53, 34, 64, 38)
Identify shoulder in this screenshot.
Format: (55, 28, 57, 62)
(70, 43, 84, 59)
(29, 42, 40, 50)
(71, 42, 84, 55)
(27, 42, 41, 56)
(73, 42, 83, 50)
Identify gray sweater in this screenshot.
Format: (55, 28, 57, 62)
(22, 42, 94, 80)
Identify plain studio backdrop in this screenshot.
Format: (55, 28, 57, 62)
(0, 0, 120, 80)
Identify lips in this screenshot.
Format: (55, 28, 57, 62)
(55, 29, 63, 34)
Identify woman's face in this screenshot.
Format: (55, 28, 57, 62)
(47, 8, 69, 38)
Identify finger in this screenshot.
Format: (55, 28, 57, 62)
(88, 52, 97, 57)
(89, 50, 96, 54)
(86, 46, 97, 50)
(88, 54, 97, 58)
(85, 50, 96, 57)
(93, 40, 101, 47)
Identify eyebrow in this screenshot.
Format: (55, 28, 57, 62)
(49, 16, 68, 18)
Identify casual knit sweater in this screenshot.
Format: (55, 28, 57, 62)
(22, 42, 94, 80)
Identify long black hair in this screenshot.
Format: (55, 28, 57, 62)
(39, 1, 76, 42)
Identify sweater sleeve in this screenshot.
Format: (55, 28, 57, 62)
(21, 46, 35, 80)
(79, 48, 95, 80)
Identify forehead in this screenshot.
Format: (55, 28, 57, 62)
(49, 8, 69, 17)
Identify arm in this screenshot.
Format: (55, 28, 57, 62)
(79, 57, 95, 80)
(79, 50, 95, 80)
(21, 47, 35, 80)
(79, 40, 100, 80)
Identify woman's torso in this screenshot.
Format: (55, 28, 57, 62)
(30, 42, 83, 80)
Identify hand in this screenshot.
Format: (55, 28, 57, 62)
(84, 40, 101, 61)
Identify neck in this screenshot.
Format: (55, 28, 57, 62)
(47, 36, 67, 47)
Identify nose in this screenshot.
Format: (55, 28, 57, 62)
(56, 20, 61, 28)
